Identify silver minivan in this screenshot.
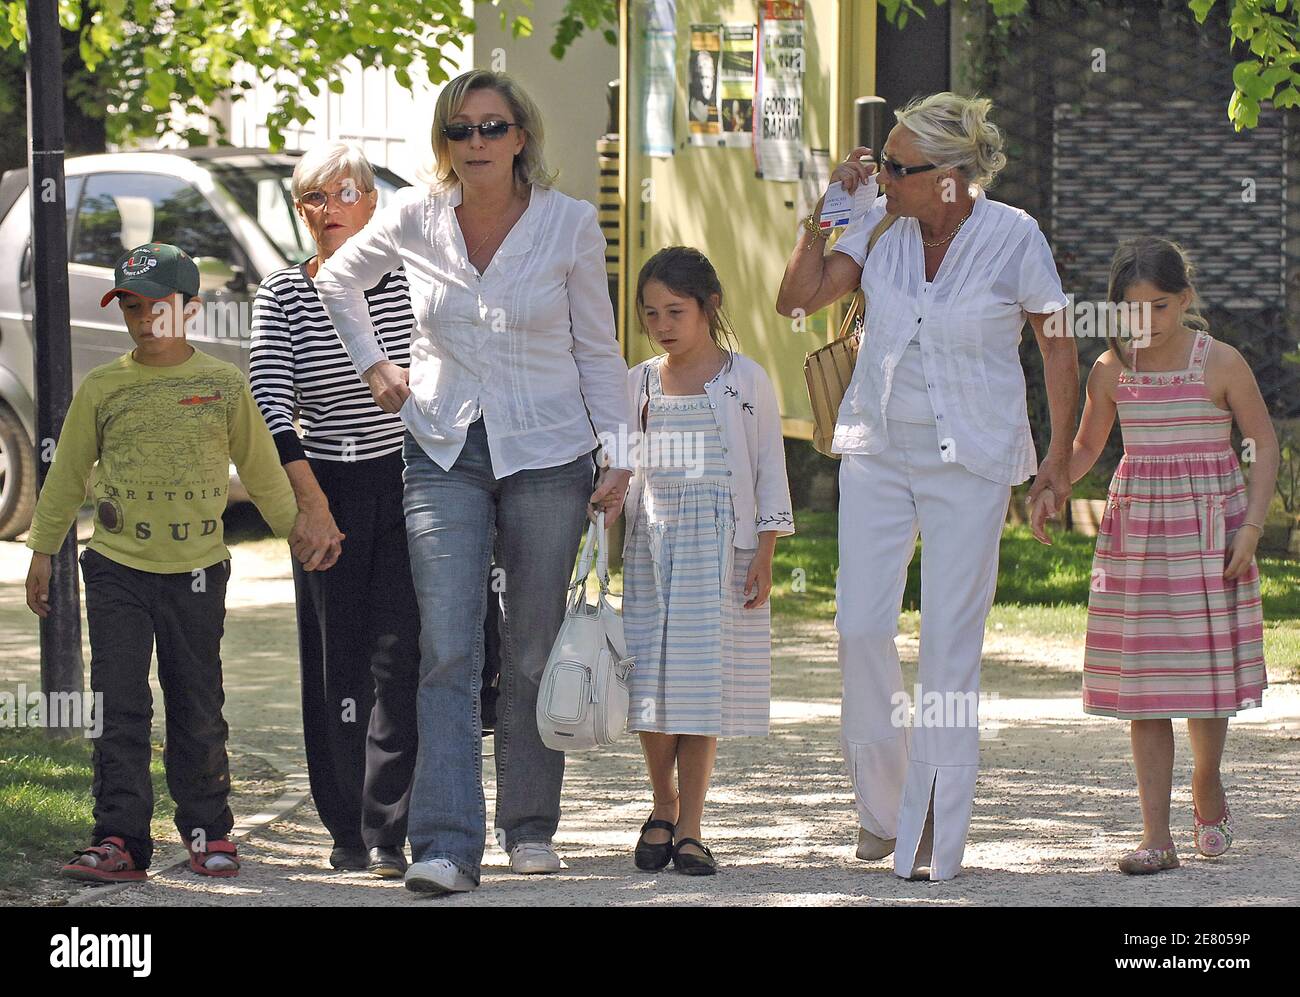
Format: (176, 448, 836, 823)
(0, 148, 410, 538)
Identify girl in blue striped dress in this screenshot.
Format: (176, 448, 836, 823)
(621, 247, 795, 875)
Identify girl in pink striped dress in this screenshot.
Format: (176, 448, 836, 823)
(1033, 237, 1278, 876)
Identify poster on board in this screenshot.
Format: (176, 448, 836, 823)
(641, 0, 676, 157)
(688, 23, 723, 146)
(755, 0, 804, 180)
(720, 23, 756, 148)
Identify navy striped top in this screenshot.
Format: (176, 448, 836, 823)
(249, 262, 413, 465)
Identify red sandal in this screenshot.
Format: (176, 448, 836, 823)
(188, 837, 241, 878)
(60, 836, 148, 883)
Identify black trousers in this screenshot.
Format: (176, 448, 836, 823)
(292, 459, 422, 851)
(79, 547, 234, 870)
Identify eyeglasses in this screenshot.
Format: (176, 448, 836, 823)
(442, 119, 519, 142)
(297, 185, 370, 209)
(877, 151, 939, 180)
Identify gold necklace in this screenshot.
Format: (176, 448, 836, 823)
(465, 188, 524, 262)
(920, 204, 974, 248)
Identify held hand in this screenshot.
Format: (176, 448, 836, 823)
(1027, 453, 1071, 520)
(589, 467, 632, 524)
(1223, 525, 1260, 581)
(830, 146, 877, 194)
(25, 553, 52, 618)
(363, 361, 411, 415)
(743, 553, 773, 609)
(1029, 487, 1057, 546)
(290, 507, 346, 572)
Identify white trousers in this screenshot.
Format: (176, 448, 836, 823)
(836, 419, 1011, 880)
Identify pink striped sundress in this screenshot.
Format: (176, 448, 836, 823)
(1083, 329, 1266, 719)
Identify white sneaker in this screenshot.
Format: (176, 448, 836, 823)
(404, 858, 477, 894)
(509, 842, 564, 874)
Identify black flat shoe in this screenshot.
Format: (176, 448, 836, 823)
(329, 845, 368, 871)
(634, 815, 675, 871)
(367, 846, 408, 878)
(672, 838, 717, 876)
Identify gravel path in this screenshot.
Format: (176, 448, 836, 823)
(4, 539, 1297, 907)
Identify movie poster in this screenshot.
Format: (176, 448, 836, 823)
(687, 23, 722, 146)
(755, 0, 804, 180)
(720, 23, 756, 149)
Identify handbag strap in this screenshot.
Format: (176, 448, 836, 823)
(569, 510, 609, 601)
(830, 212, 898, 344)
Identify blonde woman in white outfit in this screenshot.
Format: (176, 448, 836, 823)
(777, 93, 1078, 880)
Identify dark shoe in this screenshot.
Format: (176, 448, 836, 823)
(367, 846, 408, 878)
(672, 837, 717, 876)
(634, 815, 675, 871)
(329, 845, 368, 871)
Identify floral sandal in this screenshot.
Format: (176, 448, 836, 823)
(1118, 842, 1180, 875)
(1194, 797, 1233, 858)
(60, 836, 148, 883)
(188, 838, 241, 878)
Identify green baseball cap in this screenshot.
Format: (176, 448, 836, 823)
(100, 243, 200, 307)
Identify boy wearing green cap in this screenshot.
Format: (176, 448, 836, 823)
(23, 243, 305, 882)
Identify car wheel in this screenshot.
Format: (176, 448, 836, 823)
(0, 402, 36, 540)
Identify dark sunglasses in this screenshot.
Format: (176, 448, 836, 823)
(877, 150, 939, 179)
(442, 119, 519, 142)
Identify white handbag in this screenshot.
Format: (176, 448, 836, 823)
(536, 511, 635, 751)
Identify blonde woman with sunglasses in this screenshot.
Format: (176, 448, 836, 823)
(316, 70, 633, 896)
(777, 92, 1078, 881)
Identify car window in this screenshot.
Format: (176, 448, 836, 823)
(204, 159, 408, 264)
(72, 173, 234, 269)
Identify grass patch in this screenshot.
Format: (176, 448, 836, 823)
(606, 510, 1298, 674)
(0, 728, 172, 902)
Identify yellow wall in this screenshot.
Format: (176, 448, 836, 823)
(620, 1, 877, 439)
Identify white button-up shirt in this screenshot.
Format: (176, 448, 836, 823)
(832, 188, 1069, 485)
(315, 182, 633, 478)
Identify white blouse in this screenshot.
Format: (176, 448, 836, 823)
(832, 188, 1069, 485)
(315, 182, 633, 478)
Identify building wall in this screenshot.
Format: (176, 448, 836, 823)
(621, 0, 877, 437)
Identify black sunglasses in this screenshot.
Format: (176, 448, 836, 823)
(877, 150, 939, 179)
(442, 119, 519, 142)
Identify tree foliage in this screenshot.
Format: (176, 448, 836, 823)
(881, 0, 1299, 129)
(0, 0, 619, 150)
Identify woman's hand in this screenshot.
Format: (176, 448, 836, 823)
(589, 467, 632, 524)
(1223, 524, 1260, 580)
(830, 146, 877, 194)
(1029, 487, 1057, 546)
(743, 551, 773, 609)
(290, 500, 346, 572)
(363, 360, 410, 414)
(1027, 452, 1071, 521)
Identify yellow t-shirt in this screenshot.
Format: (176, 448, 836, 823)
(26, 348, 298, 573)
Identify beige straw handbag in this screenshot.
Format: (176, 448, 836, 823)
(803, 212, 899, 458)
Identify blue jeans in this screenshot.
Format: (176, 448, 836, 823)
(401, 418, 595, 882)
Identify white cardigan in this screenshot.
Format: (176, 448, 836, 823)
(315, 182, 633, 478)
(620, 352, 794, 553)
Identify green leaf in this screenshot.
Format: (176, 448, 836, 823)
(1274, 85, 1300, 107)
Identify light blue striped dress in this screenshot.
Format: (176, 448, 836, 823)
(624, 360, 772, 737)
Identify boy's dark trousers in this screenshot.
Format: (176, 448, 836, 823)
(79, 547, 234, 870)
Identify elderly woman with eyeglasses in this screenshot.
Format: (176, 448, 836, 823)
(248, 142, 422, 879)
(777, 92, 1078, 881)
(315, 70, 633, 895)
